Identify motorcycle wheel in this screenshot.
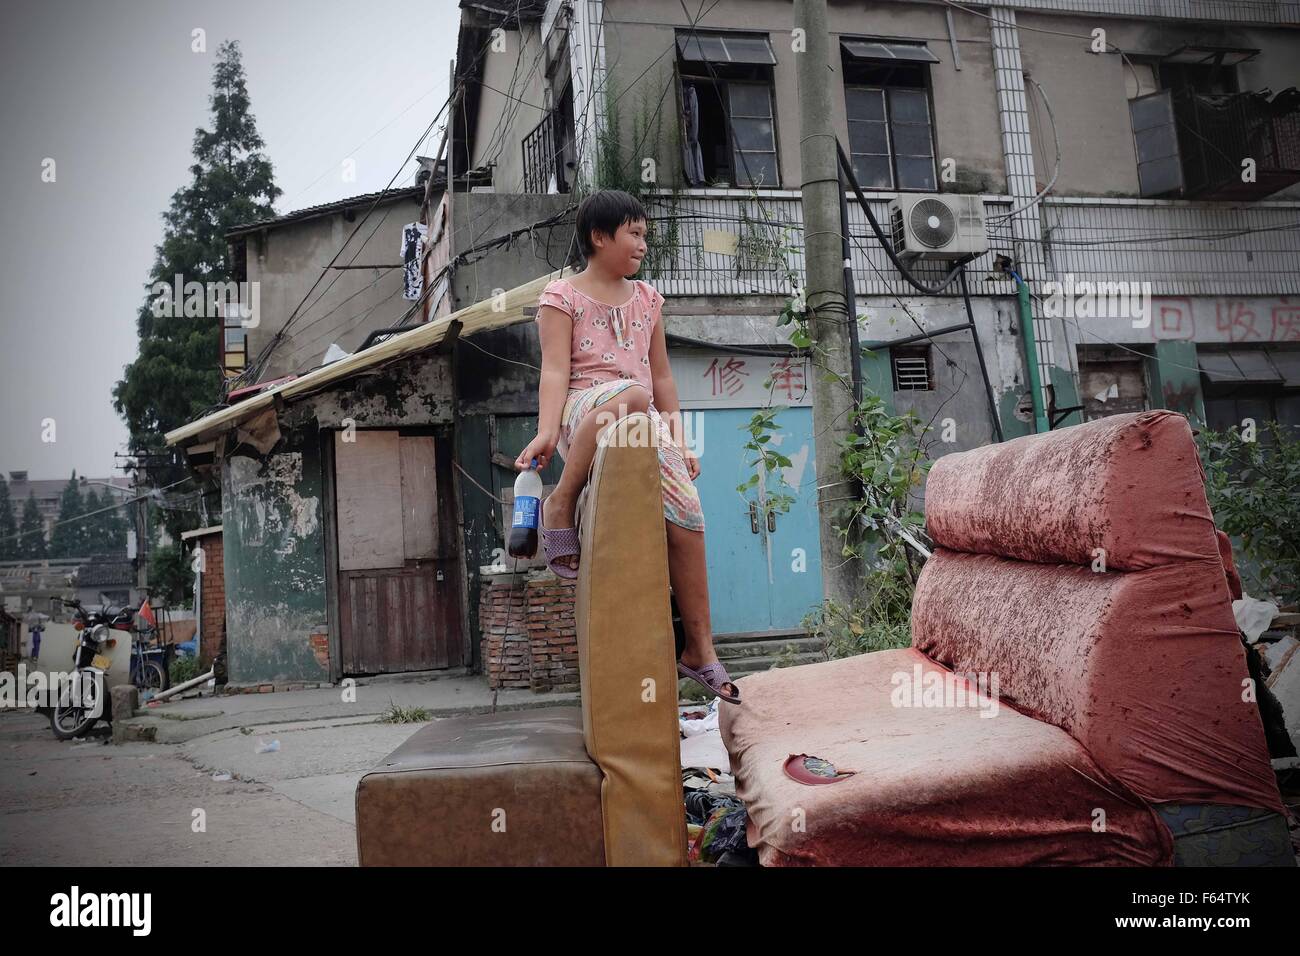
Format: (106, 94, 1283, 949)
(50, 703, 95, 740)
(49, 676, 101, 740)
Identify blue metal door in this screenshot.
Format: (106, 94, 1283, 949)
(693, 407, 772, 633)
(692, 406, 822, 634)
(760, 407, 823, 628)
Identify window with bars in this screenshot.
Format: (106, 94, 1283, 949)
(841, 40, 938, 191)
(891, 346, 933, 391)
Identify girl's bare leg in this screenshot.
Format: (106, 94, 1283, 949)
(665, 521, 723, 670)
(544, 385, 650, 570)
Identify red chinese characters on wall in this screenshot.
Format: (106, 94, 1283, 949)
(701, 356, 809, 401)
(703, 357, 749, 397)
(1216, 300, 1264, 342)
(1272, 300, 1300, 342)
(1153, 298, 1195, 340)
(769, 358, 807, 400)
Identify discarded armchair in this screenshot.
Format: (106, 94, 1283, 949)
(721, 411, 1292, 866)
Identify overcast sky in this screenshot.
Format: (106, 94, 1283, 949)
(0, 0, 458, 483)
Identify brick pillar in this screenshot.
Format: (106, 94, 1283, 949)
(196, 530, 226, 669)
(477, 568, 579, 691)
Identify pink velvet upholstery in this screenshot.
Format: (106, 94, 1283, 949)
(720, 411, 1284, 866)
(722, 649, 1173, 866)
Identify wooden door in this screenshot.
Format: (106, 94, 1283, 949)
(334, 430, 456, 674)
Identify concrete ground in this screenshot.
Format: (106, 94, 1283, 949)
(0, 673, 587, 866)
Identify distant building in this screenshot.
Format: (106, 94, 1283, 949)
(4, 470, 134, 545)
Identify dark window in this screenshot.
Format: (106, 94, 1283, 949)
(678, 32, 779, 187)
(1201, 346, 1300, 443)
(1159, 61, 1239, 95)
(842, 46, 937, 191)
(892, 346, 933, 391)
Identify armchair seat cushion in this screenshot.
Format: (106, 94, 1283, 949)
(720, 649, 1174, 866)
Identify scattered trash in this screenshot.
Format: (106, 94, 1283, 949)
(322, 342, 352, 365)
(211, 772, 232, 782)
(255, 738, 280, 754)
(1234, 595, 1280, 644)
(680, 698, 720, 738)
(1263, 636, 1300, 756)
(683, 788, 749, 863)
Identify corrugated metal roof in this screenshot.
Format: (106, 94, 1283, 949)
(459, 0, 549, 20)
(225, 185, 428, 239)
(164, 267, 572, 447)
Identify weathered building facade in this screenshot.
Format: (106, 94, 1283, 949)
(170, 0, 1300, 685)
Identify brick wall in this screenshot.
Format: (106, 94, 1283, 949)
(194, 530, 225, 668)
(478, 567, 578, 692)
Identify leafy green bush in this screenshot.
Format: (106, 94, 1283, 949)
(170, 653, 204, 686)
(1199, 422, 1300, 605)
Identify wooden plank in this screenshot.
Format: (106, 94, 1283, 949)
(399, 436, 437, 560)
(381, 573, 400, 675)
(335, 431, 405, 571)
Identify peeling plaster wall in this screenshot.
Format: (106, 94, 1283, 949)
(281, 351, 455, 430)
(221, 428, 329, 685)
(219, 350, 456, 685)
(857, 295, 1028, 453)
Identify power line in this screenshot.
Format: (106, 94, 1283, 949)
(0, 478, 194, 547)
(237, 27, 511, 387)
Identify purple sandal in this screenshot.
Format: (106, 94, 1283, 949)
(541, 497, 580, 579)
(678, 660, 742, 704)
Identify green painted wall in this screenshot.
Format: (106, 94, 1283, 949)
(221, 427, 329, 685)
(1150, 341, 1206, 425)
(1049, 365, 1084, 429)
(859, 348, 895, 414)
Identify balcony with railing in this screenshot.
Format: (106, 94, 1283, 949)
(522, 106, 571, 195)
(1132, 86, 1300, 201)
(638, 189, 1300, 298)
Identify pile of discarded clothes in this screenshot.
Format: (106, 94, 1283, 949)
(680, 700, 758, 866)
(684, 786, 753, 864)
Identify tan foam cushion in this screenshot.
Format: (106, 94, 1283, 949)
(576, 413, 688, 867)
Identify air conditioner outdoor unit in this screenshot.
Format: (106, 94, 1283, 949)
(888, 194, 988, 261)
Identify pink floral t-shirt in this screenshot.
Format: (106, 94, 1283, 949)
(536, 277, 664, 394)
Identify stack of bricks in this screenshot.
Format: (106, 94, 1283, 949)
(478, 567, 578, 692)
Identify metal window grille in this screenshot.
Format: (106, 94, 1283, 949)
(892, 348, 933, 391)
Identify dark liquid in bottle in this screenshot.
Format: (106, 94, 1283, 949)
(507, 525, 538, 559)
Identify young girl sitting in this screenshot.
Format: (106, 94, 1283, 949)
(514, 190, 740, 704)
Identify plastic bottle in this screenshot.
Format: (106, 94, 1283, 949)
(508, 458, 542, 558)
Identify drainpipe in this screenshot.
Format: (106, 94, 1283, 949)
(1010, 270, 1049, 434)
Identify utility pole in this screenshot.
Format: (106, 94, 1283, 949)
(794, 0, 861, 606)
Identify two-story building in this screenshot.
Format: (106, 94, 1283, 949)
(167, 0, 1300, 688)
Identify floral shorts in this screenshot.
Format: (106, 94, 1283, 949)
(557, 380, 705, 532)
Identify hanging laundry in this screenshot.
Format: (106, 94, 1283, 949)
(400, 222, 429, 301)
(681, 84, 705, 186)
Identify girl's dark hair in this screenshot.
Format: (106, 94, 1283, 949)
(575, 190, 646, 259)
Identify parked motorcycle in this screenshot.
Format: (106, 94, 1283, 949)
(48, 598, 133, 740)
